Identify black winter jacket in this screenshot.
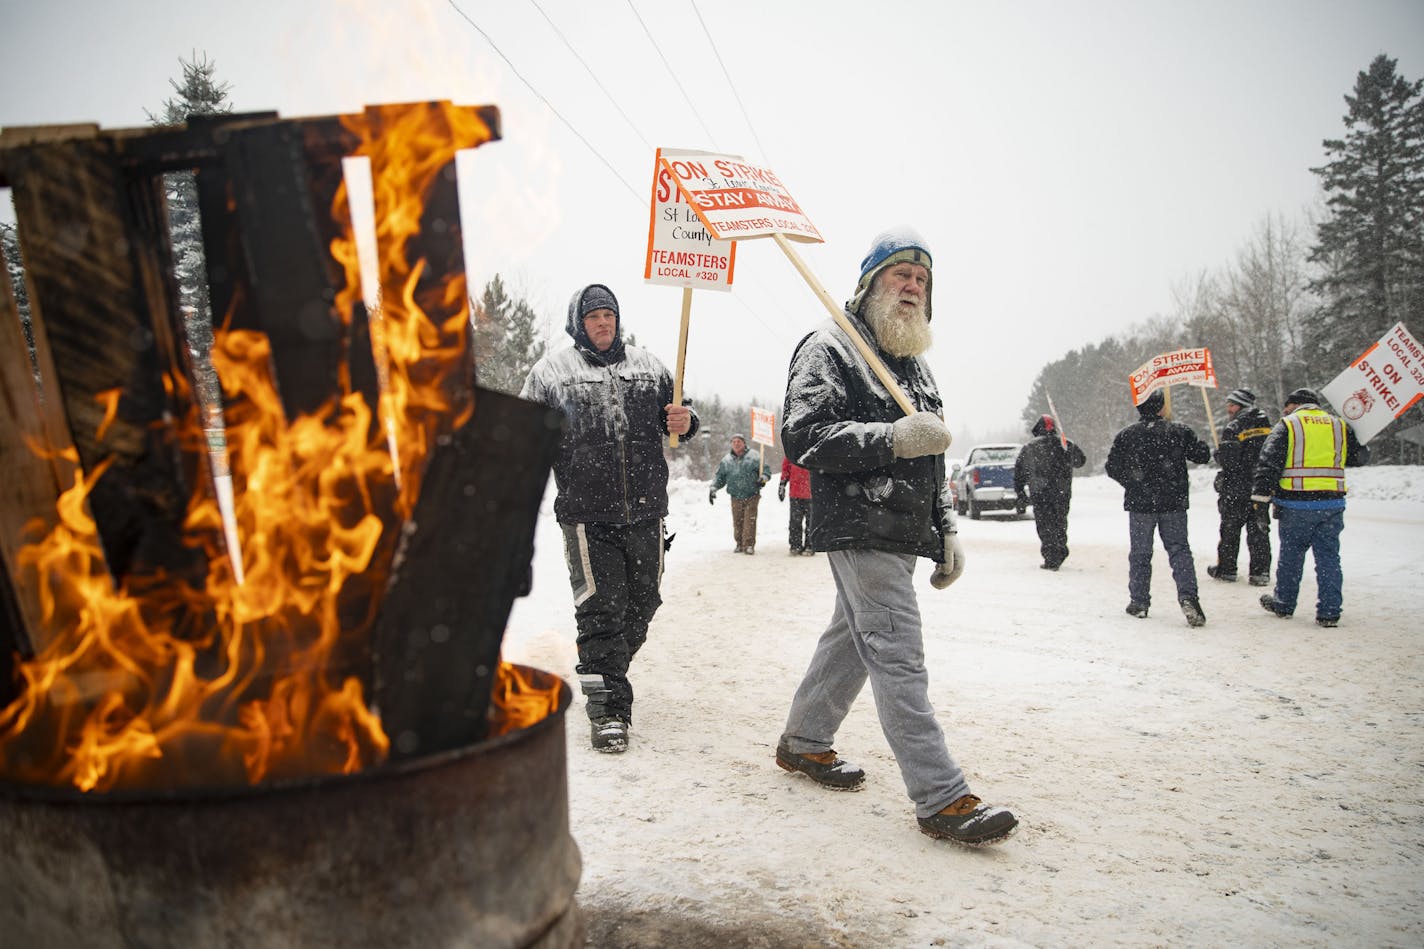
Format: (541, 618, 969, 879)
(519, 286, 698, 526)
(781, 309, 954, 561)
(1013, 435, 1087, 503)
(1105, 416, 1211, 512)
(1213, 405, 1272, 500)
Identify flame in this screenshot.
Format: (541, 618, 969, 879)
(0, 102, 540, 794)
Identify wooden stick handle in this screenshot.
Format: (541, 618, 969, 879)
(668, 286, 692, 449)
(772, 232, 917, 417)
(1201, 386, 1219, 449)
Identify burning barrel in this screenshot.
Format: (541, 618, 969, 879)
(0, 667, 582, 949)
(0, 104, 580, 946)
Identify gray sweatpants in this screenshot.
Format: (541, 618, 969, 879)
(781, 548, 970, 818)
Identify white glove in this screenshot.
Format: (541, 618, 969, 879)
(891, 412, 952, 459)
(930, 534, 965, 589)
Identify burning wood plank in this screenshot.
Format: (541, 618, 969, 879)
(0, 101, 563, 795)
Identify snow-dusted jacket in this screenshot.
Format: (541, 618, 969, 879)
(781, 308, 955, 561)
(780, 458, 812, 500)
(712, 449, 769, 499)
(1013, 435, 1087, 503)
(519, 287, 698, 526)
(1213, 405, 1272, 500)
(1105, 416, 1211, 513)
(1249, 403, 1368, 506)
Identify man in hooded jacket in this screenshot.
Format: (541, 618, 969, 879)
(774, 227, 1018, 848)
(520, 284, 697, 753)
(1105, 389, 1212, 626)
(1013, 414, 1087, 570)
(1207, 387, 1273, 585)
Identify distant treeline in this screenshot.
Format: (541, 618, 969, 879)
(1020, 54, 1424, 470)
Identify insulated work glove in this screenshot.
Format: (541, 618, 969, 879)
(777, 481, 787, 501)
(891, 411, 952, 459)
(930, 534, 966, 589)
(708, 486, 717, 505)
(1252, 499, 1271, 534)
(1015, 492, 1028, 515)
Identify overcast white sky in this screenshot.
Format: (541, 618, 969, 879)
(3, 0, 1422, 435)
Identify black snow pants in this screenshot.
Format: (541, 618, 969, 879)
(561, 519, 664, 723)
(788, 497, 811, 552)
(1216, 494, 1272, 579)
(1033, 493, 1071, 568)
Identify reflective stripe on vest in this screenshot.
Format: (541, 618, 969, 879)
(1279, 409, 1346, 492)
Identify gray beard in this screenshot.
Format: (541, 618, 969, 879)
(863, 286, 932, 357)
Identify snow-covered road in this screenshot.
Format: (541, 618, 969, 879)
(503, 468, 1424, 947)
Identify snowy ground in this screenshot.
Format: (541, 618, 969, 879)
(502, 467, 1424, 948)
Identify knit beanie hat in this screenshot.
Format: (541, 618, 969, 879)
(1225, 388, 1256, 408)
(1284, 387, 1321, 407)
(1137, 390, 1165, 417)
(1032, 414, 1056, 437)
(849, 227, 933, 321)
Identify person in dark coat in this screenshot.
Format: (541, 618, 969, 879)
(1207, 387, 1273, 585)
(775, 227, 1017, 847)
(520, 284, 697, 753)
(1013, 414, 1087, 570)
(1104, 389, 1212, 626)
(778, 457, 814, 555)
(1251, 387, 1370, 627)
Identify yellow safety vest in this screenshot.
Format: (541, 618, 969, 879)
(1279, 408, 1347, 493)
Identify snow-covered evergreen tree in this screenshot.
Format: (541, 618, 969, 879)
(470, 274, 548, 395)
(146, 53, 233, 413)
(1, 221, 38, 383)
(1308, 54, 1424, 374)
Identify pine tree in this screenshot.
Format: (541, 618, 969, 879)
(1307, 55, 1424, 373)
(146, 53, 233, 413)
(1, 221, 37, 383)
(470, 274, 547, 395)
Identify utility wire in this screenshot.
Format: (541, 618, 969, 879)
(446, 0, 642, 203)
(690, 0, 769, 163)
(625, 0, 720, 150)
(448, 0, 786, 342)
(526, 0, 654, 152)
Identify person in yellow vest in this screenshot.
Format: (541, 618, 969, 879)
(1250, 388, 1370, 627)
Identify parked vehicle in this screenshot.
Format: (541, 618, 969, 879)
(952, 444, 1024, 519)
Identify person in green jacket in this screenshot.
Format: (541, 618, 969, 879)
(709, 434, 770, 554)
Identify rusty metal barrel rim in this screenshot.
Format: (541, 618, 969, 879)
(0, 664, 583, 949)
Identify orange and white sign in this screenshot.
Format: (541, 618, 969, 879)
(644, 148, 736, 291)
(1129, 347, 1217, 404)
(659, 150, 822, 243)
(1320, 321, 1424, 444)
(750, 406, 776, 447)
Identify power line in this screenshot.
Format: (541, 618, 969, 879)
(447, 0, 788, 342)
(690, 0, 769, 163)
(526, 0, 653, 152)
(445, 0, 643, 203)
(624, 0, 720, 150)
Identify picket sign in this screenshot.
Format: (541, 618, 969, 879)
(644, 148, 738, 448)
(657, 149, 918, 418)
(1320, 321, 1424, 444)
(1129, 347, 1219, 448)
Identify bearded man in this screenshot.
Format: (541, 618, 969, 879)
(773, 228, 1018, 847)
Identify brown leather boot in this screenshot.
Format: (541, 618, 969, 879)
(917, 794, 1018, 846)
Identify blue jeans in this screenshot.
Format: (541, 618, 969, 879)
(1273, 508, 1345, 618)
(1127, 511, 1198, 605)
